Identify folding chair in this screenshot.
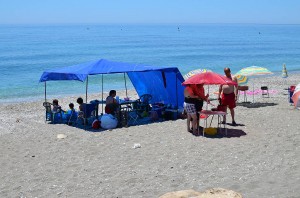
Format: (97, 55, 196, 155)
(261, 86, 269, 97)
(43, 102, 62, 123)
(135, 94, 152, 117)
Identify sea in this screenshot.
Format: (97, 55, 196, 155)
(1, 23, 300, 103)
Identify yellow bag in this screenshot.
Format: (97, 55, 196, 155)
(204, 127, 217, 136)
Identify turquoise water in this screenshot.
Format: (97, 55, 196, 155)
(1, 24, 300, 103)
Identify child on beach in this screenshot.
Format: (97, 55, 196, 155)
(63, 103, 77, 124)
(77, 97, 84, 111)
(64, 103, 76, 115)
(52, 99, 61, 112)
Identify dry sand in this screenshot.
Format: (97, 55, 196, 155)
(0, 74, 299, 198)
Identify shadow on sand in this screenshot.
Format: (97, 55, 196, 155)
(193, 128, 247, 138)
(237, 102, 278, 108)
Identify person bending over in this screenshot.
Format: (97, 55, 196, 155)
(184, 85, 209, 135)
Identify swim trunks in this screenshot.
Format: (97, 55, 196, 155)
(221, 92, 236, 109)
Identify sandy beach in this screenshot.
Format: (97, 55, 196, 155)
(0, 74, 299, 198)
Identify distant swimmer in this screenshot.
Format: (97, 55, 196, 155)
(178, 27, 180, 31)
(259, 32, 261, 34)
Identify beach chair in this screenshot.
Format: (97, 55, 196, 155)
(77, 103, 97, 125)
(43, 102, 62, 123)
(261, 86, 269, 97)
(62, 109, 78, 125)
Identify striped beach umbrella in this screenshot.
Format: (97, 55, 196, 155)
(184, 68, 212, 80)
(236, 66, 273, 103)
(282, 63, 288, 78)
(235, 66, 273, 76)
(235, 74, 248, 85)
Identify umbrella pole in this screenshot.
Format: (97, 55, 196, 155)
(124, 73, 128, 97)
(84, 76, 88, 128)
(206, 85, 210, 110)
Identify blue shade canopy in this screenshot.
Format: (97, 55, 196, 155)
(39, 59, 185, 107)
(39, 59, 177, 82)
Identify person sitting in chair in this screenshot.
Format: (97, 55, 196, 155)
(52, 99, 61, 113)
(76, 97, 84, 111)
(64, 103, 76, 115)
(105, 90, 119, 115)
(62, 103, 77, 124)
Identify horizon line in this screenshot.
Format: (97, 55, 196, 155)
(1, 22, 300, 26)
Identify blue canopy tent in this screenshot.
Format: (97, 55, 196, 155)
(39, 59, 185, 114)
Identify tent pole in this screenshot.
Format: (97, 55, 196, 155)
(102, 74, 104, 114)
(44, 82, 47, 102)
(124, 73, 128, 97)
(86, 76, 88, 104)
(175, 72, 178, 109)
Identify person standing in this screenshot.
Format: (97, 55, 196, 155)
(218, 67, 238, 126)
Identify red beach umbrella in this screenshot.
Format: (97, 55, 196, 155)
(182, 72, 238, 86)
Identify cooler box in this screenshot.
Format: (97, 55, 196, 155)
(165, 109, 178, 120)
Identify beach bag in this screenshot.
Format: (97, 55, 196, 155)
(92, 119, 101, 129)
(100, 114, 118, 129)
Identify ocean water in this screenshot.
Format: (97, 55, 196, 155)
(1, 24, 300, 103)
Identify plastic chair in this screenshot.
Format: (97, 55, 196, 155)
(261, 86, 269, 97)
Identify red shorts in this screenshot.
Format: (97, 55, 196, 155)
(221, 93, 236, 109)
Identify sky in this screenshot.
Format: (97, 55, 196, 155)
(0, 0, 300, 24)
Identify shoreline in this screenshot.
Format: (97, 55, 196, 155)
(1, 71, 300, 105)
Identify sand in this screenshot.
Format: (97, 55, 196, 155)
(0, 74, 299, 198)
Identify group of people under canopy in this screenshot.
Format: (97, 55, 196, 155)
(40, 59, 239, 132)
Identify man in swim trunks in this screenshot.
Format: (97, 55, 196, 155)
(218, 67, 238, 126)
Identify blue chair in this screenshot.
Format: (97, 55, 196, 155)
(77, 103, 97, 125)
(62, 110, 78, 125)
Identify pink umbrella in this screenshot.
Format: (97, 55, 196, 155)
(182, 72, 238, 86)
